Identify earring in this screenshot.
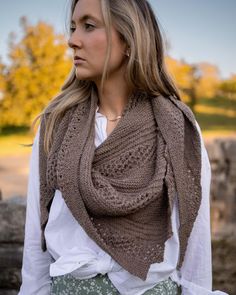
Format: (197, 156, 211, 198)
(126, 50, 130, 57)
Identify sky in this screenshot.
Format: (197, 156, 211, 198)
(0, 0, 235, 79)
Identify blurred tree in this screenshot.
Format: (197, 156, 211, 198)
(0, 59, 5, 101)
(195, 62, 220, 99)
(166, 57, 222, 112)
(166, 57, 190, 87)
(0, 60, 6, 129)
(183, 65, 201, 113)
(166, 56, 200, 112)
(0, 17, 71, 127)
(166, 56, 191, 102)
(219, 74, 236, 99)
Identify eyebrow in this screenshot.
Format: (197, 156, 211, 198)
(71, 14, 101, 24)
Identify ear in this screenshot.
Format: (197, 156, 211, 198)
(119, 33, 129, 49)
(125, 48, 130, 57)
(124, 43, 130, 57)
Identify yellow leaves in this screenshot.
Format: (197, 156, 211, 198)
(219, 74, 236, 99)
(0, 62, 5, 95)
(165, 56, 223, 111)
(166, 57, 193, 89)
(1, 17, 236, 129)
(0, 18, 72, 127)
(196, 63, 220, 99)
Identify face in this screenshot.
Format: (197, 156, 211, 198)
(68, 0, 128, 82)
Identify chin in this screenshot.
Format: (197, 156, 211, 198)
(75, 72, 89, 80)
(75, 72, 94, 81)
(75, 71, 101, 84)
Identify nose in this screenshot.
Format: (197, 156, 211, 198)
(68, 30, 82, 49)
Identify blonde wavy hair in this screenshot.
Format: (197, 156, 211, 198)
(38, 0, 180, 153)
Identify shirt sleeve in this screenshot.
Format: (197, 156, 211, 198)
(18, 128, 53, 295)
(175, 121, 228, 295)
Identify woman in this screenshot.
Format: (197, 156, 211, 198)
(19, 0, 228, 294)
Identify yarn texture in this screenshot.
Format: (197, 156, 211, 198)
(39, 88, 202, 280)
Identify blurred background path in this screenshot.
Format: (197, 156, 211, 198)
(0, 154, 30, 200)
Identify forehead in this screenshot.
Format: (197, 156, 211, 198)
(72, 0, 103, 21)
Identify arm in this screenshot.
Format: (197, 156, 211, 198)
(18, 129, 53, 295)
(178, 121, 228, 295)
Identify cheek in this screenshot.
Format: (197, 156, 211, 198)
(87, 33, 108, 61)
(111, 30, 126, 59)
(110, 38, 126, 66)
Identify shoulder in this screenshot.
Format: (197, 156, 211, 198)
(152, 94, 198, 131)
(153, 94, 194, 116)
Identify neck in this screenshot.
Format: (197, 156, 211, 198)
(94, 75, 133, 118)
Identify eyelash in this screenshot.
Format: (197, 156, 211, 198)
(70, 27, 76, 33)
(70, 23, 95, 33)
(84, 23, 95, 31)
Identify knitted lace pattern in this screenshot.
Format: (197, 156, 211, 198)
(39, 89, 202, 280)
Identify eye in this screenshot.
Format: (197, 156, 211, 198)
(84, 23, 95, 31)
(70, 25, 76, 33)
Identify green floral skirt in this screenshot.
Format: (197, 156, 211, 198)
(50, 273, 181, 295)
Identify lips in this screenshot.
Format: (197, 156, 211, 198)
(74, 56, 86, 66)
(74, 56, 85, 61)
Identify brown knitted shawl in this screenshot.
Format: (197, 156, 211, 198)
(39, 88, 202, 280)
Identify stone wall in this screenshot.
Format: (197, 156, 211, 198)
(212, 234, 236, 294)
(0, 198, 26, 295)
(206, 139, 236, 295)
(206, 139, 236, 237)
(0, 139, 235, 295)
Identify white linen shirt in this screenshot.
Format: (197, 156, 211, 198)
(18, 108, 228, 295)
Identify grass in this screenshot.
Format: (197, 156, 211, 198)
(0, 95, 235, 156)
(198, 95, 236, 109)
(194, 95, 236, 137)
(0, 127, 34, 156)
(0, 134, 33, 156)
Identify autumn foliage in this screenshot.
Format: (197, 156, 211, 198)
(0, 18, 71, 128)
(166, 57, 222, 111)
(0, 18, 235, 129)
